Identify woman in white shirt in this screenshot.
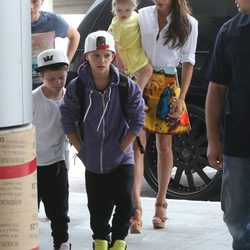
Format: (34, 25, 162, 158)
(130, 0, 198, 234)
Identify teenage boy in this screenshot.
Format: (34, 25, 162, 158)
(60, 30, 145, 250)
(33, 48, 71, 250)
(31, 0, 80, 89)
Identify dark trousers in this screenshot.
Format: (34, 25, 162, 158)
(85, 164, 134, 244)
(37, 161, 70, 248)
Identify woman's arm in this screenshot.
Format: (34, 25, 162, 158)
(179, 62, 193, 101)
(169, 62, 193, 118)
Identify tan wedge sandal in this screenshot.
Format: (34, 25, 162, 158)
(130, 206, 142, 234)
(152, 202, 167, 229)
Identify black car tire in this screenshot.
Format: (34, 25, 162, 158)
(144, 104, 222, 200)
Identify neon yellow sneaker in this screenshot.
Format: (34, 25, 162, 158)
(93, 239, 109, 250)
(109, 240, 127, 250)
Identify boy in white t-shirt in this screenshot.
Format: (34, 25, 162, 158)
(32, 48, 71, 250)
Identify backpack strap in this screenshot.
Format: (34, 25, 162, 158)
(118, 72, 129, 113)
(76, 76, 85, 121)
(75, 77, 85, 142)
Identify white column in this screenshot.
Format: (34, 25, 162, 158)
(0, 0, 32, 127)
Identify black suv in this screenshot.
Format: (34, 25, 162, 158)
(70, 0, 237, 200)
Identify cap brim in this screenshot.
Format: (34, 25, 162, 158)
(35, 62, 69, 72)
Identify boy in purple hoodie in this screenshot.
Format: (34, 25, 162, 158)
(60, 30, 145, 250)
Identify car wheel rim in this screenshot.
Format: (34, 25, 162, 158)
(144, 105, 222, 200)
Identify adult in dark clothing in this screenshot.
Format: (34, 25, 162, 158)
(205, 1, 250, 249)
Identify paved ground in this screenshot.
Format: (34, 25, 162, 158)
(38, 148, 232, 250)
(38, 194, 232, 250)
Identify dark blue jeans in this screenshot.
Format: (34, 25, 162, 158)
(222, 156, 250, 250)
(37, 161, 70, 249)
(85, 164, 134, 244)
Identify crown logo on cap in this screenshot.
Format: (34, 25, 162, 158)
(43, 55, 54, 62)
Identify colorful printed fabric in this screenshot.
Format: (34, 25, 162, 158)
(144, 71, 191, 134)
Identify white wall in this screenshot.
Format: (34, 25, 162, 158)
(41, 0, 53, 11)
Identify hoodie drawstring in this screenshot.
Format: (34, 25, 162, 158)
(83, 90, 93, 122)
(97, 88, 112, 132)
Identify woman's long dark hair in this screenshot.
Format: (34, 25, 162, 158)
(164, 0, 192, 48)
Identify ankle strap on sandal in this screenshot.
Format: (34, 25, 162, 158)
(134, 205, 142, 210)
(155, 202, 167, 209)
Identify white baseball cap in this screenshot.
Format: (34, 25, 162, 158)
(84, 30, 116, 54)
(35, 49, 69, 71)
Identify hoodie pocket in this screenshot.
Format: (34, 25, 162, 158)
(103, 141, 125, 170)
(77, 143, 102, 173)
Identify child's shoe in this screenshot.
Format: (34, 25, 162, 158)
(57, 242, 71, 250)
(109, 240, 127, 250)
(93, 239, 109, 250)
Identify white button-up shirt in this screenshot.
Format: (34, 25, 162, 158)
(138, 6, 198, 68)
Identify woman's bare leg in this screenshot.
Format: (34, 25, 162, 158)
(132, 129, 147, 206)
(152, 133, 173, 228)
(130, 129, 147, 233)
(156, 133, 173, 203)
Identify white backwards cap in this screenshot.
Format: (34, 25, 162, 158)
(84, 30, 116, 54)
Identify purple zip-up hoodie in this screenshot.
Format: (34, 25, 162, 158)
(60, 62, 145, 174)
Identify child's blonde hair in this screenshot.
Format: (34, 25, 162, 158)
(111, 0, 138, 14)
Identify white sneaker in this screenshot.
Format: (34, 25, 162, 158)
(58, 242, 71, 250)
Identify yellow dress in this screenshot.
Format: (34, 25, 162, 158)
(108, 11, 148, 75)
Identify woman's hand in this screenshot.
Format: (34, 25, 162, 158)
(168, 99, 183, 118)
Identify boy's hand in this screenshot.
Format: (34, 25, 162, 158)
(67, 132, 82, 152)
(120, 132, 136, 151)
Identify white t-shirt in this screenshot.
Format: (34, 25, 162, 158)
(138, 6, 198, 68)
(32, 86, 67, 166)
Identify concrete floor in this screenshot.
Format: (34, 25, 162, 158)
(38, 149, 232, 250)
(38, 194, 232, 250)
